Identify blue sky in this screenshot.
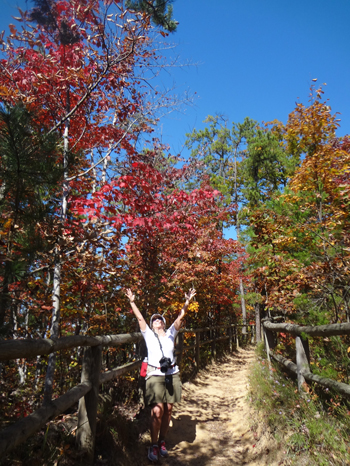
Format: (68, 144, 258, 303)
(155, 0, 350, 155)
(155, 0, 350, 237)
(1, 0, 350, 239)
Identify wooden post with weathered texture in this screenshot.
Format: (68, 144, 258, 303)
(195, 331, 200, 370)
(76, 345, 102, 464)
(296, 335, 310, 393)
(263, 326, 275, 371)
(251, 325, 255, 344)
(255, 301, 262, 344)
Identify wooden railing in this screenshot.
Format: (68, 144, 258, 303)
(0, 332, 143, 463)
(176, 324, 255, 368)
(262, 320, 350, 399)
(0, 322, 255, 463)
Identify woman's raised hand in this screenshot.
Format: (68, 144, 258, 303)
(125, 288, 135, 302)
(185, 288, 196, 302)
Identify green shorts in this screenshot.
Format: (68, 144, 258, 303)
(145, 373, 182, 406)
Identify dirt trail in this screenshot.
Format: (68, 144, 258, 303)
(138, 347, 284, 466)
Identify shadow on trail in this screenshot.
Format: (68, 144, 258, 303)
(159, 348, 257, 465)
(167, 414, 196, 446)
(133, 347, 283, 466)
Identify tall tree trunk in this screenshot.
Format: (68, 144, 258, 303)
(343, 288, 350, 323)
(43, 257, 62, 403)
(101, 112, 118, 185)
(13, 301, 28, 385)
(0, 262, 11, 331)
(43, 117, 69, 404)
(234, 147, 247, 334)
(0, 182, 8, 330)
(240, 279, 247, 334)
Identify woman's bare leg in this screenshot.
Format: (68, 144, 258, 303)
(159, 403, 173, 440)
(150, 403, 164, 444)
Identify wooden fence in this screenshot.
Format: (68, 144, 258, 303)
(176, 323, 255, 368)
(0, 322, 255, 463)
(262, 319, 350, 399)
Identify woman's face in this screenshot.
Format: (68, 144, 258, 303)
(152, 317, 165, 330)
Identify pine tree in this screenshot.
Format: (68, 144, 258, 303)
(0, 104, 62, 334)
(126, 0, 178, 31)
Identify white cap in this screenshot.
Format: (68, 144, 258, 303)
(150, 313, 166, 326)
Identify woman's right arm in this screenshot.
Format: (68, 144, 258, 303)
(125, 289, 147, 332)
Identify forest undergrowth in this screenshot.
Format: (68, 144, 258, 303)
(248, 344, 350, 466)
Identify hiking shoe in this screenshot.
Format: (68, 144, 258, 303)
(148, 444, 159, 462)
(159, 440, 168, 457)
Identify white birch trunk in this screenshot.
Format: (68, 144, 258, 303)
(43, 121, 69, 404)
(91, 150, 96, 193)
(13, 303, 29, 385)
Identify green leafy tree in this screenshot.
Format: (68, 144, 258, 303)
(185, 115, 256, 216)
(185, 115, 257, 331)
(241, 125, 299, 209)
(236, 121, 299, 339)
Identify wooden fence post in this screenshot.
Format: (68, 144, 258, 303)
(76, 345, 102, 464)
(296, 335, 310, 393)
(263, 326, 275, 371)
(195, 331, 200, 370)
(251, 325, 255, 344)
(255, 301, 262, 344)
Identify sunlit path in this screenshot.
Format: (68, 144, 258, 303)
(136, 347, 284, 466)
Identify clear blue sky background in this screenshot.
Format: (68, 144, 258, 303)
(155, 0, 350, 151)
(156, 0, 350, 237)
(1, 0, 350, 238)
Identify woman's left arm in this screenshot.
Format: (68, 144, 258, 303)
(174, 288, 196, 331)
